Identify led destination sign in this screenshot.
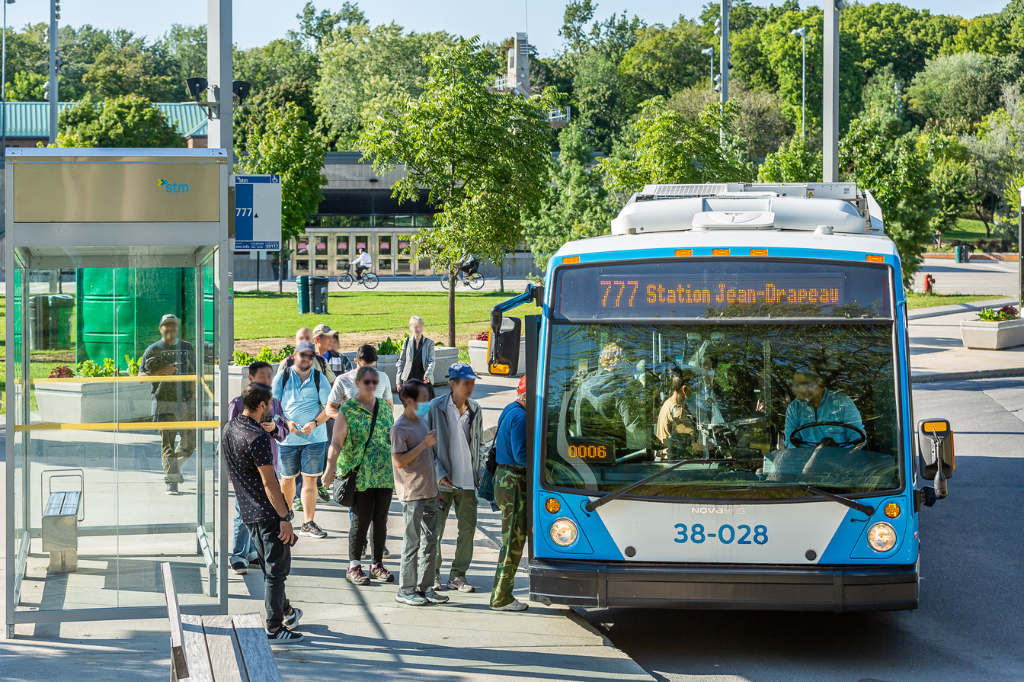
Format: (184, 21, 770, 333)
(555, 260, 890, 319)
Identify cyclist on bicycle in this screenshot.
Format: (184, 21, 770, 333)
(459, 253, 479, 277)
(354, 247, 373, 281)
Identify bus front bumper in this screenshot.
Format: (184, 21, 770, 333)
(529, 559, 918, 612)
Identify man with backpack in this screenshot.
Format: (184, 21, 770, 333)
(490, 376, 530, 611)
(272, 341, 332, 539)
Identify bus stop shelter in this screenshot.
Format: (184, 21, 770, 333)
(4, 148, 231, 636)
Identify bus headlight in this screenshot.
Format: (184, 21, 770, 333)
(867, 522, 897, 552)
(549, 518, 578, 547)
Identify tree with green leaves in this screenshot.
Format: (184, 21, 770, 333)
(839, 108, 935, 284)
(523, 122, 617, 268)
(238, 102, 327, 293)
(907, 52, 1019, 130)
(360, 38, 558, 345)
(82, 31, 180, 102)
(600, 97, 752, 202)
(618, 19, 707, 106)
(758, 135, 821, 182)
(56, 94, 184, 148)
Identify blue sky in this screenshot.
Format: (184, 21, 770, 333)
(5, 0, 1009, 56)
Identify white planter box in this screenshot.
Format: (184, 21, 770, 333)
(432, 347, 460, 384)
(35, 380, 155, 424)
(468, 338, 525, 376)
(341, 352, 399, 391)
(960, 318, 1024, 350)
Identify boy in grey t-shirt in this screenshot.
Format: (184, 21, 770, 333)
(391, 380, 449, 606)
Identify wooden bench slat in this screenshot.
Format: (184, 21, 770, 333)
(202, 614, 246, 682)
(233, 613, 284, 682)
(181, 614, 216, 682)
(161, 563, 189, 681)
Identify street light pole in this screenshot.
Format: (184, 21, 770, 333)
(47, 0, 58, 145)
(791, 27, 807, 140)
(701, 47, 714, 88)
(824, 0, 843, 182)
(2, 0, 12, 158)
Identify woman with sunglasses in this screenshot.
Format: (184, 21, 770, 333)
(324, 366, 396, 585)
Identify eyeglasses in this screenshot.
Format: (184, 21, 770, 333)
(362, 379, 379, 386)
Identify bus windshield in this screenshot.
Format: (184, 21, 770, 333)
(542, 322, 901, 500)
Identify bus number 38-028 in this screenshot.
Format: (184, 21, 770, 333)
(673, 523, 768, 545)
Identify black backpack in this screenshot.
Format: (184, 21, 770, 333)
(281, 365, 323, 394)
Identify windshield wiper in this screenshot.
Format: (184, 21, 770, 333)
(697, 484, 875, 516)
(583, 459, 747, 513)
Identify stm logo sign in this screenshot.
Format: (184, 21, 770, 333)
(158, 178, 189, 193)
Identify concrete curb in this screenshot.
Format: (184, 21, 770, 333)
(912, 366, 1024, 384)
(907, 298, 1017, 321)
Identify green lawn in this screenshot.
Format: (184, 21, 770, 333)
(940, 218, 989, 243)
(906, 293, 1002, 309)
(234, 290, 538, 340)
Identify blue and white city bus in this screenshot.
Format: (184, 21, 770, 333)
(489, 183, 955, 612)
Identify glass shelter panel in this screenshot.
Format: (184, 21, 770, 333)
(11, 252, 222, 615)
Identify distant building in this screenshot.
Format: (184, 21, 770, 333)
(0, 101, 208, 147)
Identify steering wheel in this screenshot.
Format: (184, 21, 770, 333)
(789, 421, 866, 448)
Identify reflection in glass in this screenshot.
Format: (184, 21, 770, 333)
(544, 323, 899, 500)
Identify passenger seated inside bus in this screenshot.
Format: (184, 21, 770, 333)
(656, 368, 699, 458)
(783, 367, 864, 448)
(574, 342, 647, 450)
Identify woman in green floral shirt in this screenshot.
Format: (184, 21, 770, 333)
(324, 366, 395, 585)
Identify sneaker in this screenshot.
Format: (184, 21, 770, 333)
(383, 546, 390, 559)
(369, 563, 394, 583)
(297, 521, 327, 539)
(266, 627, 303, 644)
(422, 587, 449, 604)
(317, 486, 330, 502)
(283, 607, 303, 629)
(433, 577, 444, 592)
(362, 544, 391, 559)
(230, 560, 248, 575)
(446, 576, 475, 593)
(395, 590, 428, 606)
(293, 498, 303, 513)
(490, 599, 529, 612)
(165, 483, 179, 495)
(347, 566, 370, 585)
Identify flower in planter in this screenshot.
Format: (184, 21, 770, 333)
(475, 331, 490, 341)
(977, 306, 1020, 322)
(48, 365, 74, 379)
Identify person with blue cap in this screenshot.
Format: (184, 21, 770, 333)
(426, 362, 485, 593)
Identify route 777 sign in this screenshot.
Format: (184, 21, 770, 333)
(233, 174, 282, 250)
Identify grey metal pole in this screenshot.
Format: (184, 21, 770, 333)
(207, 0, 233, 161)
(47, 0, 57, 145)
(1019, 187, 1023, 316)
(2, 1, 8, 157)
(801, 34, 806, 140)
(823, 2, 840, 182)
(720, 0, 729, 106)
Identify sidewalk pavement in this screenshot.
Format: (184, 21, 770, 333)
(912, 260, 1019, 296)
(0, 492, 651, 682)
(235, 278, 531, 294)
(909, 298, 1024, 382)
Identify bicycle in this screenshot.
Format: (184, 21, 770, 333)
(336, 265, 380, 290)
(440, 269, 485, 290)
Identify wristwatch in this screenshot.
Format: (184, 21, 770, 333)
(280, 510, 294, 523)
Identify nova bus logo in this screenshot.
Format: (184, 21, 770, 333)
(158, 178, 189, 193)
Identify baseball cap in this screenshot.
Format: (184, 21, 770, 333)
(295, 340, 317, 355)
(448, 362, 478, 381)
(159, 314, 181, 327)
(517, 376, 527, 394)
(312, 323, 338, 338)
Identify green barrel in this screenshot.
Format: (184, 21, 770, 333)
(296, 275, 310, 315)
(77, 268, 184, 370)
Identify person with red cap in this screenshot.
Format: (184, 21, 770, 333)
(490, 375, 530, 611)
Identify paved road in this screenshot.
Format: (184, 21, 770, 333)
(913, 260, 1019, 296)
(235, 277, 531, 294)
(579, 377, 1024, 682)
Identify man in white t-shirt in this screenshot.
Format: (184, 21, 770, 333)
(354, 247, 373, 280)
(325, 344, 394, 413)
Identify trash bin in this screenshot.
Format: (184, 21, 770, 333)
(310, 276, 329, 315)
(954, 245, 970, 263)
(48, 295, 74, 349)
(296, 275, 310, 314)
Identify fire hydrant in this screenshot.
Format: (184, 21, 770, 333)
(923, 273, 936, 294)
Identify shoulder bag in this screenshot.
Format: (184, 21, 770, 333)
(332, 398, 380, 507)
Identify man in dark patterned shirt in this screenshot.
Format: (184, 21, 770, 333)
(222, 383, 304, 644)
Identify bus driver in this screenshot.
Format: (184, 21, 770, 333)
(783, 368, 864, 448)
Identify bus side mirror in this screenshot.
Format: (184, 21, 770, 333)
(918, 418, 954, 499)
(488, 316, 522, 375)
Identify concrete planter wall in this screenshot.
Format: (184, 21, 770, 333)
(960, 318, 1024, 350)
(468, 338, 525, 376)
(341, 352, 399, 391)
(35, 380, 154, 424)
(432, 347, 460, 384)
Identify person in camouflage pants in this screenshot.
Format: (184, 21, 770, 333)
(490, 377, 530, 611)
